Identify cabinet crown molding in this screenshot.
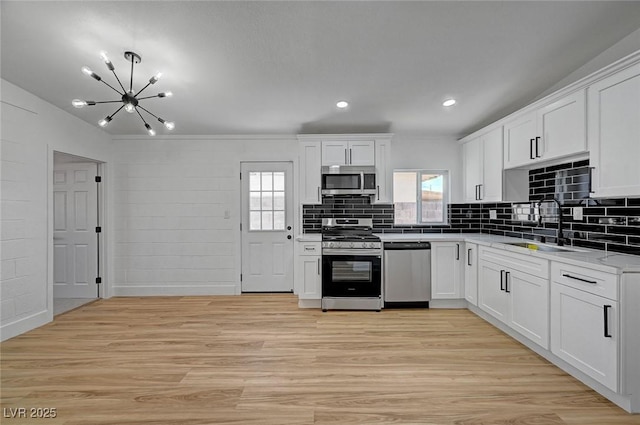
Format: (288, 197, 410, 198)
(458, 49, 640, 144)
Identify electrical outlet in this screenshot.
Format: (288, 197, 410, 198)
(489, 210, 497, 220)
(224, 209, 231, 219)
(573, 207, 584, 221)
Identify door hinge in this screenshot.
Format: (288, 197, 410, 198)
(240, 274, 243, 282)
(95, 226, 102, 233)
(95, 176, 102, 183)
(95, 277, 102, 284)
(239, 172, 242, 180)
(240, 222, 242, 231)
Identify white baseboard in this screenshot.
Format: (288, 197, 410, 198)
(0, 310, 51, 342)
(112, 285, 238, 296)
(298, 298, 321, 308)
(429, 298, 467, 309)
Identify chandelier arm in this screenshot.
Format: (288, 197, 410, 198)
(110, 104, 126, 118)
(100, 79, 124, 96)
(137, 105, 160, 120)
(135, 108, 149, 125)
(111, 70, 127, 93)
(136, 81, 153, 97)
(95, 100, 124, 104)
(136, 95, 161, 101)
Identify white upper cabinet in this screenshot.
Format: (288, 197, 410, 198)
(504, 90, 586, 169)
(321, 140, 375, 166)
(374, 139, 392, 203)
(463, 126, 503, 203)
(299, 141, 322, 205)
(588, 63, 640, 198)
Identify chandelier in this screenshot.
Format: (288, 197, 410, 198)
(73, 51, 174, 135)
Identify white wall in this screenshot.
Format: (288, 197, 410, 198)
(390, 136, 463, 203)
(0, 79, 113, 341)
(111, 136, 298, 296)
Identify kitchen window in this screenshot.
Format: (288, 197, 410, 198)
(393, 170, 448, 225)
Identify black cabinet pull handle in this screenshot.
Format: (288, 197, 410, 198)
(562, 273, 597, 284)
(345, 149, 348, 164)
(505, 271, 511, 293)
(467, 249, 472, 266)
(456, 244, 460, 260)
(478, 184, 483, 200)
(500, 270, 505, 291)
(530, 139, 535, 159)
(604, 305, 612, 338)
(350, 148, 353, 164)
(589, 167, 595, 194)
(317, 258, 320, 275)
(377, 185, 380, 201)
(535, 136, 541, 158)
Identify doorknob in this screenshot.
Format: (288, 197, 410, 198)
(287, 226, 292, 230)
(287, 235, 292, 240)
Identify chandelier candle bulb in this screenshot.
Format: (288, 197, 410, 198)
(100, 51, 114, 71)
(98, 116, 112, 127)
(149, 72, 162, 84)
(145, 123, 156, 136)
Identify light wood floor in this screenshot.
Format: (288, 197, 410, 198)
(1, 294, 638, 424)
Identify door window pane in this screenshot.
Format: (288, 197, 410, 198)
(248, 171, 286, 231)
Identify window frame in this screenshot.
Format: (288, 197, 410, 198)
(392, 169, 449, 226)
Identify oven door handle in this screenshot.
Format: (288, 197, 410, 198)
(322, 249, 381, 256)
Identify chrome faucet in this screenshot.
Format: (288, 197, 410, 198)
(537, 196, 565, 246)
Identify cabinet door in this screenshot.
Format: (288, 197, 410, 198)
(431, 242, 463, 299)
(464, 243, 478, 306)
(481, 127, 503, 202)
(463, 138, 482, 203)
(588, 63, 640, 198)
(478, 260, 508, 323)
(299, 141, 322, 204)
(321, 141, 349, 166)
(551, 283, 618, 391)
(507, 269, 549, 349)
(374, 139, 392, 203)
(296, 256, 322, 299)
(503, 112, 536, 169)
(348, 140, 375, 166)
(537, 90, 586, 161)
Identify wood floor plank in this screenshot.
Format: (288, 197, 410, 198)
(1, 294, 638, 424)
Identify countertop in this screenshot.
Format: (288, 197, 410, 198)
(375, 233, 640, 274)
(297, 232, 640, 273)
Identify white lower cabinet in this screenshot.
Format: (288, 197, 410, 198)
(295, 241, 321, 300)
(431, 242, 463, 299)
(464, 243, 478, 306)
(550, 262, 619, 392)
(478, 247, 549, 349)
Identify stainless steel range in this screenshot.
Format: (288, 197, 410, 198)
(321, 218, 382, 312)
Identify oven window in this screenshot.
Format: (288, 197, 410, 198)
(331, 260, 372, 282)
(323, 174, 361, 190)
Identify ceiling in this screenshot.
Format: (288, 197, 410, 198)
(2, 1, 640, 138)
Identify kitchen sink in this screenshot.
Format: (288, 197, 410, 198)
(504, 242, 581, 252)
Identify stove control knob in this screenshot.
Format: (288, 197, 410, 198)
(349, 242, 355, 248)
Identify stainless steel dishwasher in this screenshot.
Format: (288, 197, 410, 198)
(383, 242, 431, 307)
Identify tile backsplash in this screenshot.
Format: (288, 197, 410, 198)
(302, 159, 639, 256)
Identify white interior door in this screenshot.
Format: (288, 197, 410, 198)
(241, 162, 294, 292)
(53, 162, 98, 298)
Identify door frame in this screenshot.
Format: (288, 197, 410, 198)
(239, 160, 295, 293)
(48, 149, 108, 316)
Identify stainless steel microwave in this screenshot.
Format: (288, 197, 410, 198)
(321, 165, 377, 196)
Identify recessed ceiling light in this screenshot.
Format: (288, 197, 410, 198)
(336, 100, 349, 109)
(442, 99, 456, 107)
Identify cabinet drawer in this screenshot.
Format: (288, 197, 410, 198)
(551, 261, 618, 301)
(480, 246, 549, 277)
(297, 242, 321, 256)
